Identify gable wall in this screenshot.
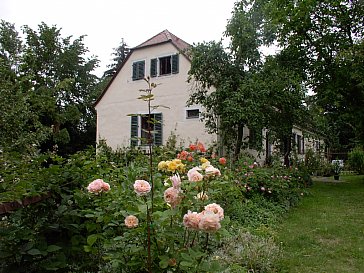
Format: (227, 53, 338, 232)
(95, 43, 216, 149)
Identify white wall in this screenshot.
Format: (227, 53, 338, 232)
(95, 42, 216, 150)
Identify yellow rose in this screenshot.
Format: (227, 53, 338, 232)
(200, 157, 208, 163)
(176, 162, 185, 173)
(167, 161, 178, 172)
(201, 161, 211, 170)
(173, 159, 182, 165)
(158, 161, 168, 171)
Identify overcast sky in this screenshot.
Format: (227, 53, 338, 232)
(0, 0, 238, 76)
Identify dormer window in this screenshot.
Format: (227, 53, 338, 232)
(150, 54, 179, 77)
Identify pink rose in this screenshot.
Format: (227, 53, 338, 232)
(164, 187, 181, 208)
(170, 174, 181, 190)
(183, 211, 202, 230)
(219, 157, 227, 165)
(87, 179, 110, 194)
(205, 165, 221, 177)
(204, 203, 224, 220)
(101, 182, 110, 192)
(187, 167, 203, 182)
(124, 215, 139, 228)
(197, 142, 206, 153)
(198, 211, 221, 232)
(133, 180, 151, 196)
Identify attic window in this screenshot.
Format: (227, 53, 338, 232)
(132, 60, 145, 81)
(186, 109, 200, 119)
(159, 56, 172, 75)
(150, 54, 179, 77)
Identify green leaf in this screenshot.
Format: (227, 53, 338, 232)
(180, 261, 193, 267)
(87, 234, 99, 246)
(27, 248, 42, 256)
(159, 255, 170, 269)
(47, 245, 62, 252)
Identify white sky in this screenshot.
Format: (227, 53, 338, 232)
(0, 0, 238, 76)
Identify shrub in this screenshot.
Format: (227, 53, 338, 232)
(208, 228, 281, 273)
(348, 147, 364, 174)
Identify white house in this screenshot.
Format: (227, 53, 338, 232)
(95, 30, 323, 164)
(94, 30, 216, 151)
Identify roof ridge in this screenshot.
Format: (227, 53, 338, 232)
(163, 29, 172, 40)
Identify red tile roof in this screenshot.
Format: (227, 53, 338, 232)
(135, 29, 190, 52)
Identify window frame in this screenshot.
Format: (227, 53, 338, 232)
(132, 60, 145, 81)
(130, 113, 162, 146)
(150, 54, 179, 77)
(186, 109, 200, 119)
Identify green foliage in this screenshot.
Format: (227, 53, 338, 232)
(209, 228, 281, 273)
(103, 38, 130, 78)
(0, 20, 99, 155)
(267, 0, 364, 148)
(188, 1, 310, 162)
(0, 140, 315, 272)
(348, 147, 364, 174)
(304, 148, 333, 176)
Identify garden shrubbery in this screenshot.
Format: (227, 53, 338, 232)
(348, 147, 364, 174)
(0, 106, 317, 272)
(0, 143, 311, 273)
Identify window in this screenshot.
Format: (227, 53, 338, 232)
(150, 54, 179, 77)
(186, 109, 200, 119)
(297, 135, 304, 154)
(159, 56, 172, 75)
(132, 60, 145, 80)
(130, 113, 162, 146)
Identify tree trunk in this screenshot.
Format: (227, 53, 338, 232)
(234, 123, 244, 162)
(283, 135, 291, 167)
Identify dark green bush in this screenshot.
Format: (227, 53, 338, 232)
(348, 147, 364, 174)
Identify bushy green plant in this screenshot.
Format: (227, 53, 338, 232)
(226, 196, 286, 228)
(348, 147, 364, 174)
(208, 228, 281, 273)
(304, 148, 323, 175)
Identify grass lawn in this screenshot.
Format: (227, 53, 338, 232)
(276, 175, 364, 273)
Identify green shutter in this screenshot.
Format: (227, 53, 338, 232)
(132, 63, 137, 80)
(132, 61, 145, 80)
(172, 54, 179, 74)
(138, 61, 145, 79)
(151, 58, 157, 77)
(131, 115, 138, 146)
(154, 113, 162, 146)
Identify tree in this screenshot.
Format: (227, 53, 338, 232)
(188, 0, 308, 164)
(0, 21, 49, 154)
(103, 38, 130, 78)
(0, 21, 100, 155)
(188, 0, 269, 160)
(266, 0, 364, 148)
(259, 52, 307, 166)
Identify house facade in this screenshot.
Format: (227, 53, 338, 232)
(95, 30, 323, 164)
(94, 30, 216, 150)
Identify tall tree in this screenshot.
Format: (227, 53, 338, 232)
(259, 51, 307, 166)
(103, 38, 130, 78)
(0, 21, 100, 155)
(188, 0, 269, 160)
(0, 21, 49, 153)
(188, 0, 308, 164)
(266, 0, 364, 148)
